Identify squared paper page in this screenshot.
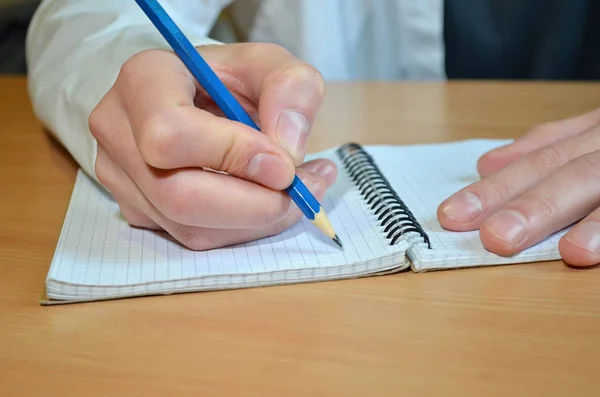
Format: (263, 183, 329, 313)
(362, 139, 565, 271)
(47, 149, 409, 297)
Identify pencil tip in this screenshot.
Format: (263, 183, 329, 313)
(332, 234, 344, 249)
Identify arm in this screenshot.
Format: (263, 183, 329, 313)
(25, 0, 231, 179)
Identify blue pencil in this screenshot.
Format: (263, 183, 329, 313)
(134, 0, 343, 248)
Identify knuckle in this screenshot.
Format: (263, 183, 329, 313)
(89, 100, 110, 142)
(530, 122, 552, 134)
(118, 55, 142, 84)
(302, 64, 326, 97)
(519, 193, 559, 222)
(245, 42, 291, 59)
(476, 179, 511, 206)
(93, 150, 117, 193)
(173, 226, 212, 251)
(528, 146, 567, 174)
(88, 107, 102, 139)
(272, 64, 326, 99)
(527, 121, 560, 138)
(117, 50, 173, 97)
(137, 110, 179, 167)
(119, 205, 145, 227)
(119, 50, 154, 80)
(94, 159, 112, 190)
(154, 178, 200, 224)
(119, 58, 136, 81)
(175, 227, 200, 250)
(573, 152, 600, 183)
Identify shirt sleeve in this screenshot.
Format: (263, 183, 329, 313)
(25, 0, 231, 181)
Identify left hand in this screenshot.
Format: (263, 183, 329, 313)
(437, 106, 600, 267)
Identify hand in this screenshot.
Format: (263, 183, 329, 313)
(438, 106, 600, 267)
(90, 43, 337, 250)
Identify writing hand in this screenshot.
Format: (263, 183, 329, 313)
(90, 43, 337, 250)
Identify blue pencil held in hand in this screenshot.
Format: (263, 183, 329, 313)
(134, 0, 343, 248)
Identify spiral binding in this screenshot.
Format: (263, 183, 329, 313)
(336, 143, 431, 248)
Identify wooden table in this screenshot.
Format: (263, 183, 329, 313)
(2, 76, 600, 396)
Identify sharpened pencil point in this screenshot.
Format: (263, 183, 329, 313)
(310, 208, 343, 249)
(333, 235, 344, 249)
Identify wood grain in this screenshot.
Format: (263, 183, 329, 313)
(2, 76, 600, 396)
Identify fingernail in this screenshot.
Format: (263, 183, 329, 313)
(565, 222, 600, 254)
(304, 162, 335, 179)
(441, 191, 483, 223)
(276, 110, 310, 159)
(247, 153, 286, 180)
(485, 210, 527, 246)
(316, 164, 335, 179)
(300, 173, 322, 194)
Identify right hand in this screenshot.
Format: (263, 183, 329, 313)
(90, 43, 337, 250)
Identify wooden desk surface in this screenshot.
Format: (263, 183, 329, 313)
(2, 76, 600, 396)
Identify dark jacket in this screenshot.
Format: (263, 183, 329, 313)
(444, 0, 600, 80)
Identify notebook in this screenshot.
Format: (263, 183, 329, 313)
(41, 139, 566, 304)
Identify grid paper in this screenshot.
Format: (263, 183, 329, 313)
(364, 139, 565, 271)
(47, 139, 564, 300)
(46, 148, 410, 300)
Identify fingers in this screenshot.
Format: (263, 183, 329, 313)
(170, 160, 336, 251)
(116, 49, 196, 120)
(477, 106, 600, 176)
(118, 203, 161, 230)
(199, 43, 326, 165)
(559, 209, 600, 267)
(114, 49, 296, 190)
(95, 146, 163, 231)
(97, 104, 331, 230)
(298, 159, 338, 187)
(99, 117, 338, 230)
(136, 105, 295, 190)
(439, 124, 600, 232)
(96, 144, 337, 251)
(478, 151, 600, 256)
(139, 158, 336, 230)
(89, 44, 336, 251)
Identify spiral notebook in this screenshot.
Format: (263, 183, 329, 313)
(41, 139, 566, 304)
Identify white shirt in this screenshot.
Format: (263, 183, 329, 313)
(25, 0, 444, 181)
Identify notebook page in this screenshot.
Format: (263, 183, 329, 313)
(47, 149, 409, 296)
(362, 140, 565, 270)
